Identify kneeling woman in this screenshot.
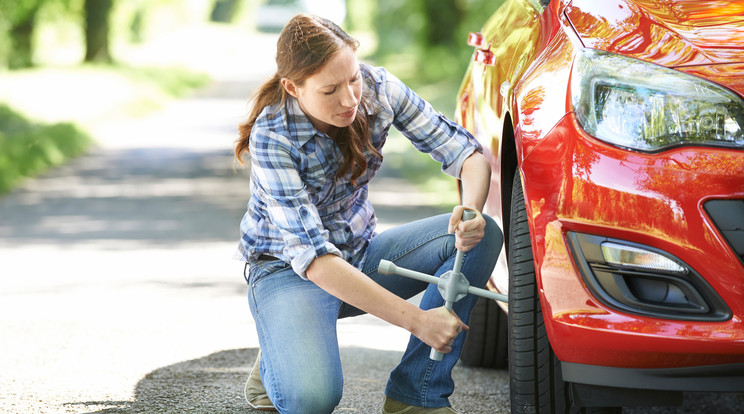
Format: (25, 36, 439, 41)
(234, 14, 502, 414)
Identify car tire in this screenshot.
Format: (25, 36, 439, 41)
(460, 296, 508, 368)
(507, 170, 619, 414)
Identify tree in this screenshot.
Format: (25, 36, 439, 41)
(1, 0, 45, 68)
(210, 0, 243, 23)
(84, 0, 114, 63)
(421, 0, 463, 48)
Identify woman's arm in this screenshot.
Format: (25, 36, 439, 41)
(448, 151, 491, 252)
(306, 254, 465, 354)
(305, 154, 489, 355)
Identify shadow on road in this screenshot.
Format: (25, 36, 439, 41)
(67, 347, 511, 414)
(0, 148, 249, 247)
(0, 144, 451, 248)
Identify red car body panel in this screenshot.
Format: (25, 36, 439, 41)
(456, 0, 744, 373)
(566, 0, 744, 67)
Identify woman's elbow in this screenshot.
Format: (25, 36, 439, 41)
(305, 254, 334, 283)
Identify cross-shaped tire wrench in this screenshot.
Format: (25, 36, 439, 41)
(378, 209, 508, 361)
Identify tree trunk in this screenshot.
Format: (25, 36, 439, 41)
(421, 0, 463, 47)
(84, 0, 114, 63)
(210, 0, 241, 23)
(8, 6, 40, 69)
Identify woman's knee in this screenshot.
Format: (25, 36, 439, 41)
(277, 380, 342, 414)
(481, 213, 503, 248)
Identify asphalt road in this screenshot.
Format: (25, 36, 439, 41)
(1, 29, 742, 414)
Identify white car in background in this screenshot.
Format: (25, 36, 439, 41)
(255, 0, 346, 31)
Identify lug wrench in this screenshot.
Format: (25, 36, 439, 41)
(378, 209, 507, 361)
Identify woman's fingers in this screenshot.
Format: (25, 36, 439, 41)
(452, 208, 485, 251)
(420, 307, 469, 353)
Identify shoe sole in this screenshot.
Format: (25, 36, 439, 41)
(246, 400, 276, 411)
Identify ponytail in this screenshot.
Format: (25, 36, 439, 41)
(235, 73, 286, 164)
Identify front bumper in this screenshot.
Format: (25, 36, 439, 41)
(519, 114, 744, 370)
(562, 361, 744, 392)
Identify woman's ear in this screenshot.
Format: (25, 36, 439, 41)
(281, 78, 299, 98)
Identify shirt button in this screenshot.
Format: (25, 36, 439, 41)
(300, 207, 308, 217)
(345, 225, 351, 233)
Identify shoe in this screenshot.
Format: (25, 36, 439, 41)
(245, 349, 276, 411)
(381, 396, 459, 414)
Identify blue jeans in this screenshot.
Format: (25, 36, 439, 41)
(245, 213, 501, 413)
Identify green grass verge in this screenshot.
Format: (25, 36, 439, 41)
(0, 65, 210, 195)
(0, 104, 92, 194)
(114, 65, 211, 99)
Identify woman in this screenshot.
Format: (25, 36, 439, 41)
(234, 14, 501, 414)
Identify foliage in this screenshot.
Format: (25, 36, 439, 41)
(0, 0, 229, 68)
(372, 0, 502, 89)
(0, 104, 92, 194)
(0, 64, 208, 194)
(0, 0, 45, 68)
(210, 0, 244, 23)
(363, 0, 503, 200)
(115, 65, 211, 98)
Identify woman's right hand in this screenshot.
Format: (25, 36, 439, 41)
(412, 306, 469, 354)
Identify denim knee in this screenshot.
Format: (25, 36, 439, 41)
(277, 381, 342, 414)
(482, 213, 504, 248)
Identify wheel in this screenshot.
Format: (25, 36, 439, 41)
(507, 170, 620, 414)
(460, 296, 508, 368)
(507, 170, 567, 413)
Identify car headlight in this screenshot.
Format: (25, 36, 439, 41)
(571, 49, 744, 152)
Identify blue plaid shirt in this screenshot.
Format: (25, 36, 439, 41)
(235, 63, 482, 278)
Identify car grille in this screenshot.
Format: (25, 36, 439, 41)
(704, 200, 744, 265)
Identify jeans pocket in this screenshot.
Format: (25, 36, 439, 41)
(248, 259, 290, 287)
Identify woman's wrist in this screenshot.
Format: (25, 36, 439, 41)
(404, 305, 425, 337)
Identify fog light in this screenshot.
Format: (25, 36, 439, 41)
(566, 232, 732, 321)
(600, 242, 686, 273)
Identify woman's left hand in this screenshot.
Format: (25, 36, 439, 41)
(448, 205, 485, 252)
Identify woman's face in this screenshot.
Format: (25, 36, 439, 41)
(282, 46, 362, 135)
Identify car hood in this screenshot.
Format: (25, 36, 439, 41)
(566, 0, 744, 67)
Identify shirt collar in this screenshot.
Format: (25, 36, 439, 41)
(286, 97, 328, 147)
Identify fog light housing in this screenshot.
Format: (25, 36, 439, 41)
(567, 232, 731, 321)
(600, 242, 686, 273)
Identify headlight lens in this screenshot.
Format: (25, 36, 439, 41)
(572, 49, 744, 151)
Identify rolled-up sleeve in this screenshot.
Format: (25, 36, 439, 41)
(250, 129, 341, 278)
(380, 67, 482, 179)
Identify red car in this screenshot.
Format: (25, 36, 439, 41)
(455, 0, 744, 412)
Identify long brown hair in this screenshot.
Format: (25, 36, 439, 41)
(235, 14, 380, 185)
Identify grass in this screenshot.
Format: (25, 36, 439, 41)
(0, 104, 92, 194)
(0, 64, 210, 195)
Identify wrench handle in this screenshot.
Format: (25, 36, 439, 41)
(452, 209, 477, 274)
(429, 300, 454, 361)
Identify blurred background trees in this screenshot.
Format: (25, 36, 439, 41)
(354, 0, 502, 113)
(83, 0, 114, 63)
(1, 0, 47, 69)
(0, 0, 499, 78)
(0, 0, 501, 194)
